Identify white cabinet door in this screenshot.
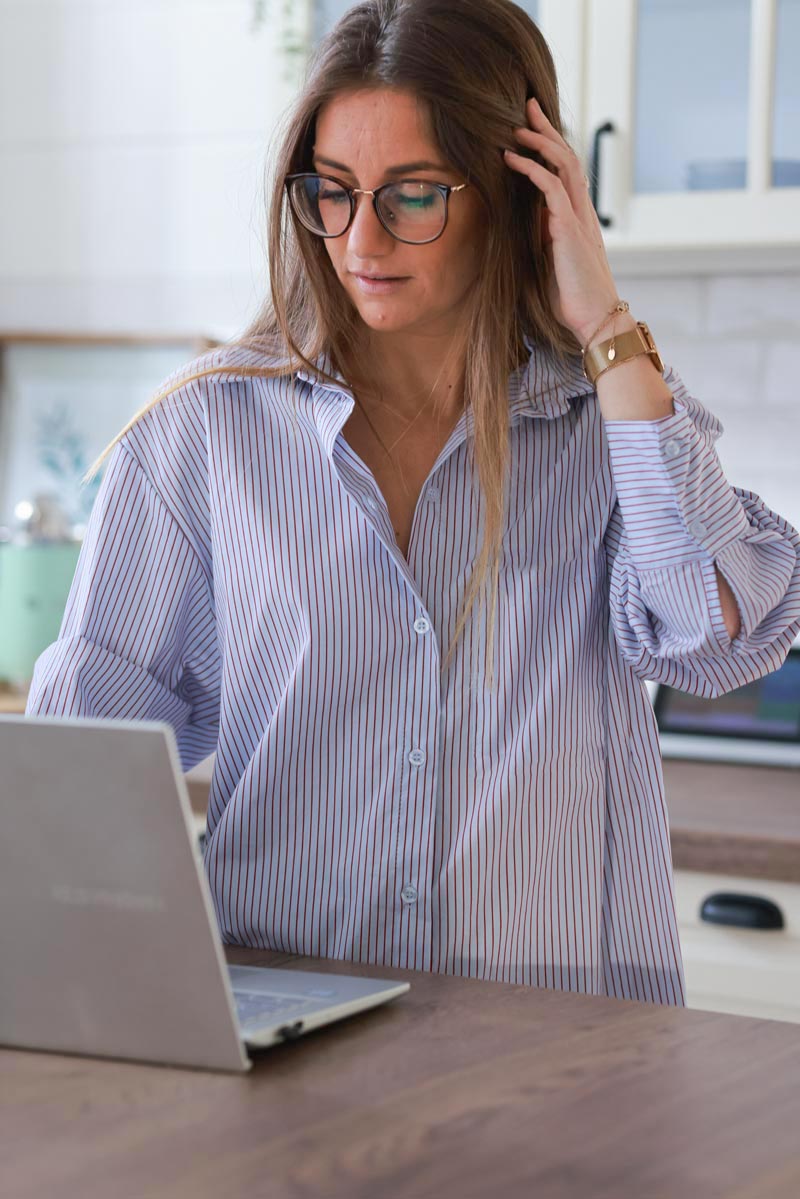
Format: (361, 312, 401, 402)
(537, 0, 586, 146)
(674, 868, 800, 1024)
(585, 0, 800, 264)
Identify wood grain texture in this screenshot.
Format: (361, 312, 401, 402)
(3, 946, 800, 1199)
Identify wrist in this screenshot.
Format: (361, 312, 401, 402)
(575, 297, 629, 349)
(585, 309, 638, 351)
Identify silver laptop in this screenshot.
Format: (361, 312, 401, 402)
(0, 715, 410, 1073)
(651, 643, 800, 768)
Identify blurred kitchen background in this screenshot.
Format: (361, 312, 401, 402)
(1, 0, 798, 1022)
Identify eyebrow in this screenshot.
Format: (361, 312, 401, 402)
(312, 154, 451, 176)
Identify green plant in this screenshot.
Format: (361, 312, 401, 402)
(251, 0, 309, 83)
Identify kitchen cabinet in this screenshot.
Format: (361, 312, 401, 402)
(544, 0, 800, 272)
(308, 3, 800, 268)
(674, 868, 800, 1024)
(665, 756, 800, 1025)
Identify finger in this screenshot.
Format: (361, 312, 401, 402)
(503, 150, 574, 222)
(525, 97, 571, 150)
(512, 126, 589, 217)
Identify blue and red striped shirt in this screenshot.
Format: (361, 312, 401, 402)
(26, 339, 800, 1006)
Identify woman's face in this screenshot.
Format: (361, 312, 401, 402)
(312, 87, 485, 338)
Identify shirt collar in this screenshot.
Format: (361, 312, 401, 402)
(294, 335, 591, 421)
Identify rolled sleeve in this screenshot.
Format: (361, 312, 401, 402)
(25, 441, 221, 771)
(602, 366, 800, 696)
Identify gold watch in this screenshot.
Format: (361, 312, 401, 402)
(582, 320, 664, 387)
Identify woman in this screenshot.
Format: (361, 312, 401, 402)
(26, 0, 800, 1006)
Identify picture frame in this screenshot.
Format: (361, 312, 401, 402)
(0, 332, 219, 535)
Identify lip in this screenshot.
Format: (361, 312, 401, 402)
(352, 273, 410, 295)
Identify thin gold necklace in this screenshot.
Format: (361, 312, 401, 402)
(336, 348, 463, 496)
(351, 377, 457, 497)
(352, 395, 431, 498)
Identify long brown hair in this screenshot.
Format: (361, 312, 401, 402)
(83, 0, 583, 691)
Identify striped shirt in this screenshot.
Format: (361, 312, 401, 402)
(26, 339, 800, 1007)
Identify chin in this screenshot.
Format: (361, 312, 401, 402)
(352, 300, 420, 331)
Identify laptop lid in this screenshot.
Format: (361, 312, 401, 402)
(0, 715, 251, 1073)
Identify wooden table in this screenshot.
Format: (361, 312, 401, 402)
(3, 945, 800, 1198)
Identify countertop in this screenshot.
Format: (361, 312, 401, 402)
(660, 758, 799, 883)
(4, 944, 800, 1198)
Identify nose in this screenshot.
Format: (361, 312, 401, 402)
(346, 190, 395, 257)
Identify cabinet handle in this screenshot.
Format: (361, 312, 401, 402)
(589, 121, 615, 228)
(700, 891, 785, 931)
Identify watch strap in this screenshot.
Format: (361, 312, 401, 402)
(582, 320, 664, 386)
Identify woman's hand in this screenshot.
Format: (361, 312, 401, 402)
(503, 97, 621, 347)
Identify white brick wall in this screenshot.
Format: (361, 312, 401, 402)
(620, 275, 800, 534)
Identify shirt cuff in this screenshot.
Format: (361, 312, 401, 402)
(603, 391, 751, 571)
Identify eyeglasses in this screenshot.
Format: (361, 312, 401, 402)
(284, 172, 469, 245)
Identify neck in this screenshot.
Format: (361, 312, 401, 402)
(339, 331, 467, 425)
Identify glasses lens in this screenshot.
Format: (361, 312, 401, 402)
(287, 176, 449, 242)
(288, 175, 351, 236)
(378, 182, 446, 242)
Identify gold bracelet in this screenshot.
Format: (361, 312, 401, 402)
(582, 299, 629, 348)
(580, 299, 629, 381)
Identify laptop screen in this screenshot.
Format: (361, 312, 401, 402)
(653, 647, 800, 743)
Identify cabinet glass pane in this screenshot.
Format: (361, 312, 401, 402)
(633, 0, 751, 193)
(773, 0, 800, 186)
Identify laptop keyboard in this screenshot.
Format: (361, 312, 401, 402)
(233, 989, 323, 1028)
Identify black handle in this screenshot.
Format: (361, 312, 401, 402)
(700, 891, 785, 931)
(589, 121, 615, 228)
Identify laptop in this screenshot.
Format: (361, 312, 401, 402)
(651, 643, 800, 768)
(0, 715, 410, 1073)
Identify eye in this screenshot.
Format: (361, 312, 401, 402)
(318, 186, 349, 203)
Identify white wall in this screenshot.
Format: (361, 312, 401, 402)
(0, 0, 306, 338)
(619, 272, 800, 534)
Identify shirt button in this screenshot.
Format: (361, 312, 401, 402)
(413, 616, 431, 634)
(408, 748, 426, 767)
(401, 885, 418, 905)
(426, 487, 440, 504)
(688, 519, 708, 540)
(365, 496, 379, 512)
(663, 437, 683, 459)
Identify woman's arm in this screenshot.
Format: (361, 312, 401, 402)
(594, 312, 745, 640)
(25, 441, 221, 772)
(601, 363, 800, 698)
